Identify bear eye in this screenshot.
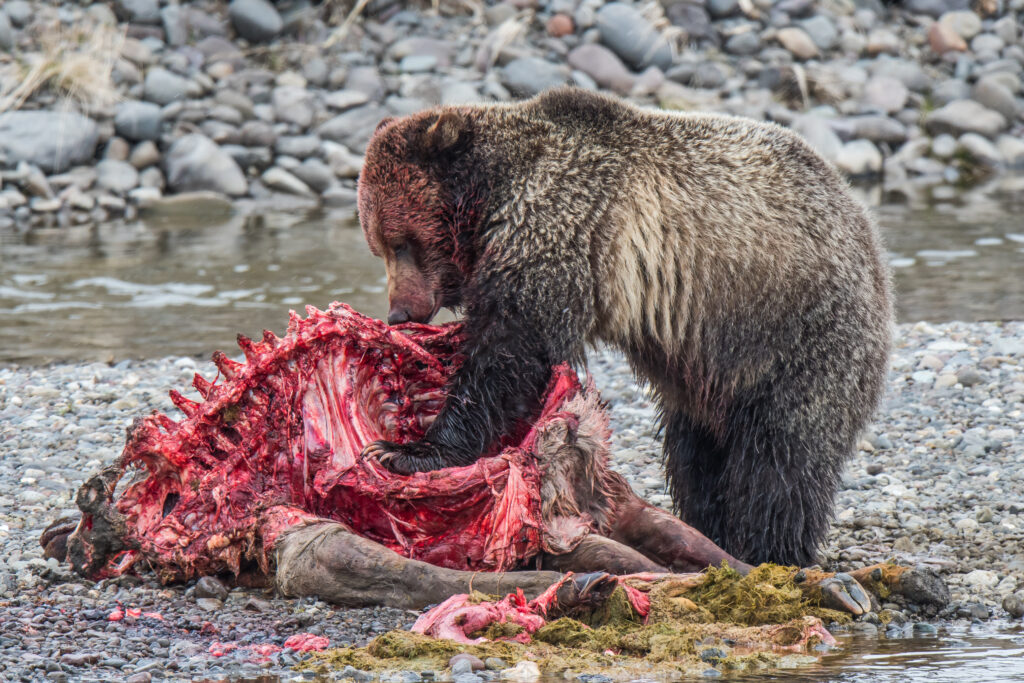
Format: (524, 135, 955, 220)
(393, 242, 410, 258)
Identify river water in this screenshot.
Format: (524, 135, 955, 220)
(2, 185, 1024, 679)
(2, 182, 1024, 365)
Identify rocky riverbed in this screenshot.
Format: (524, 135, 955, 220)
(0, 0, 1023, 230)
(0, 321, 1022, 680)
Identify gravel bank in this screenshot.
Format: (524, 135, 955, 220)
(1, 321, 1023, 680)
(1, 0, 1023, 230)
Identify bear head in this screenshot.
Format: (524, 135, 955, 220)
(358, 109, 481, 325)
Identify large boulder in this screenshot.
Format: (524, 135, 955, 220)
(0, 111, 99, 173)
(164, 134, 248, 197)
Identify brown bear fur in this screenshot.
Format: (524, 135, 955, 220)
(356, 88, 893, 566)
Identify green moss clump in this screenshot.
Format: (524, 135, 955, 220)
(684, 563, 849, 626)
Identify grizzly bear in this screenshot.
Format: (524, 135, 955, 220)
(356, 88, 893, 566)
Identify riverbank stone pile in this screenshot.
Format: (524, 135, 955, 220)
(0, 0, 1022, 230)
(0, 321, 1022, 679)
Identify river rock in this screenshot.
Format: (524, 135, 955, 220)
(96, 159, 141, 193)
(114, 0, 160, 24)
(958, 133, 1003, 166)
(852, 116, 908, 144)
(928, 21, 967, 53)
(596, 2, 673, 71)
(0, 111, 99, 173)
(1004, 593, 1024, 618)
(325, 90, 371, 111)
(939, 10, 982, 40)
(776, 28, 820, 59)
(0, 13, 13, 52)
(567, 44, 635, 95)
(325, 143, 363, 178)
(725, 30, 762, 56)
(272, 86, 315, 128)
(835, 139, 883, 176)
(129, 141, 161, 168)
(792, 115, 842, 161)
(195, 576, 229, 601)
(291, 159, 334, 193)
(4, 0, 32, 27)
(144, 67, 191, 105)
(973, 76, 1019, 122)
(996, 134, 1024, 167)
(165, 134, 248, 197)
(500, 58, 570, 97)
(499, 661, 540, 682)
(229, 0, 283, 43)
(262, 167, 314, 196)
(317, 104, 391, 154)
(114, 101, 163, 141)
(925, 100, 1007, 138)
(861, 76, 908, 113)
(800, 15, 839, 51)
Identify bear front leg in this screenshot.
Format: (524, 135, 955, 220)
(368, 260, 591, 474)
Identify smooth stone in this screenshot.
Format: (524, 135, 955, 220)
(272, 86, 315, 128)
(138, 191, 233, 217)
(449, 654, 485, 672)
(852, 116, 908, 144)
(325, 142, 363, 178)
(929, 21, 967, 53)
(996, 134, 1024, 167)
(595, 2, 673, 71)
(939, 10, 982, 40)
(143, 67, 191, 105)
(932, 133, 958, 159)
(499, 662, 539, 682)
(229, 0, 283, 43)
(835, 139, 883, 177)
(567, 44, 634, 95)
(291, 158, 334, 193)
(725, 31, 761, 56)
(0, 111, 99, 173)
(800, 15, 839, 51)
(261, 167, 314, 196)
(96, 159, 141, 193)
(194, 576, 229, 601)
(500, 57, 570, 97)
(973, 77, 1019, 122)
(114, 101, 163, 141)
(861, 76, 908, 113)
(317, 104, 391, 154)
(275, 135, 320, 159)
(165, 134, 248, 197)
(1003, 593, 1024, 618)
(4, 0, 32, 27)
(0, 12, 13, 51)
(792, 115, 842, 161)
(958, 133, 1003, 167)
(325, 90, 371, 111)
(924, 100, 1007, 138)
(775, 27, 820, 59)
(114, 0, 160, 24)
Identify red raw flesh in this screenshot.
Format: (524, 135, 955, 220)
(68, 303, 589, 582)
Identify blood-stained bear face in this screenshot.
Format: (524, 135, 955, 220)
(358, 111, 473, 325)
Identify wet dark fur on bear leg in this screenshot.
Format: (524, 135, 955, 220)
(357, 88, 893, 564)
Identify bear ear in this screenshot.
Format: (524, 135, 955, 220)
(419, 110, 471, 155)
(375, 117, 395, 131)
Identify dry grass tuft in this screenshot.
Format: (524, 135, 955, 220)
(323, 0, 483, 49)
(0, 18, 124, 115)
